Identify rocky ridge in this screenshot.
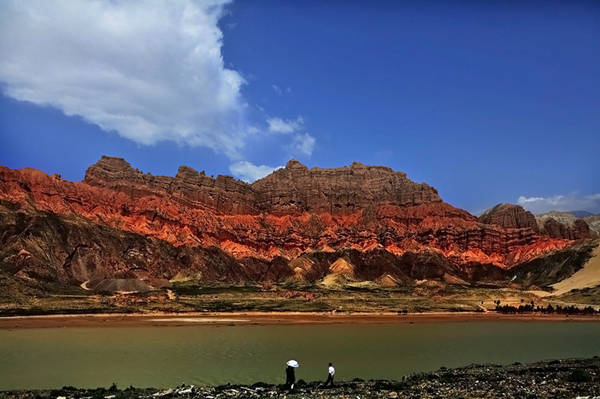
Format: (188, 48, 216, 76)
(585, 214, 600, 235)
(82, 157, 443, 215)
(478, 203, 539, 232)
(535, 210, 597, 239)
(0, 157, 582, 288)
(480, 204, 595, 240)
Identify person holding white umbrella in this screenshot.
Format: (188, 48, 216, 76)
(285, 360, 299, 390)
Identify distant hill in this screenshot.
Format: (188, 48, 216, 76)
(535, 211, 578, 226)
(584, 215, 600, 235)
(478, 206, 594, 240)
(571, 210, 595, 218)
(534, 210, 600, 237)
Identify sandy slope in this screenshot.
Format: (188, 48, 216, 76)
(550, 245, 600, 295)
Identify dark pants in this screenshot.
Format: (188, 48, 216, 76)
(324, 373, 334, 387)
(285, 379, 295, 390)
(285, 368, 295, 390)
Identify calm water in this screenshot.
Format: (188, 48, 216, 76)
(0, 321, 599, 389)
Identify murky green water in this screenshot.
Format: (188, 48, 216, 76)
(0, 321, 599, 389)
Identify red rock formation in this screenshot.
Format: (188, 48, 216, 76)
(252, 160, 441, 214)
(479, 204, 539, 232)
(571, 218, 593, 239)
(542, 218, 592, 240)
(533, 211, 595, 240)
(0, 157, 574, 286)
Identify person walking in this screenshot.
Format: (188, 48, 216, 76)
(323, 362, 335, 387)
(285, 360, 299, 390)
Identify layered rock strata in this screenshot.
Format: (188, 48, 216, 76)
(479, 204, 539, 232)
(0, 156, 576, 286)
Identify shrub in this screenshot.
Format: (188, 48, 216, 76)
(566, 369, 591, 383)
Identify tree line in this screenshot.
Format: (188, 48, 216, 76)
(494, 302, 599, 315)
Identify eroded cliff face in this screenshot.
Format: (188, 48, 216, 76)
(479, 204, 539, 232)
(251, 160, 442, 214)
(541, 218, 592, 240)
(83, 157, 443, 215)
(533, 211, 595, 240)
(0, 157, 574, 286)
(84, 156, 259, 215)
(479, 203, 596, 241)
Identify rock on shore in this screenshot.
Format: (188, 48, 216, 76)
(1, 357, 598, 399)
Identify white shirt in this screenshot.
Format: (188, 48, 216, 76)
(328, 366, 335, 375)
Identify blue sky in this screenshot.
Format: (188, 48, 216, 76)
(1, 0, 599, 214)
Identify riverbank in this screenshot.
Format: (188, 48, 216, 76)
(1, 357, 598, 398)
(4, 282, 600, 318)
(1, 310, 600, 328)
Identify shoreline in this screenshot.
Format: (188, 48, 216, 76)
(1, 310, 600, 328)
(1, 357, 598, 398)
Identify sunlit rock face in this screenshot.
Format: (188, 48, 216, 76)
(251, 159, 442, 215)
(0, 156, 577, 286)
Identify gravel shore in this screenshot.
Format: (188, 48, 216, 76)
(1, 357, 599, 399)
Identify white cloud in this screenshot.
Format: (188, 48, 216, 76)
(517, 193, 600, 214)
(0, 0, 315, 176)
(517, 196, 545, 204)
(291, 132, 316, 156)
(229, 160, 282, 182)
(271, 84, 283, 95)
(271, 84, 290, 95)
(0, 0, 247, 158)
(247, 126, 260, 134)
(267, 116, 304, 134)
(265, 115, 315, 156)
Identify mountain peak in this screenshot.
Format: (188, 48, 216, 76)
(83, 155, 136, 185)
(285, 159, 307, 169)
(176, 165, 204, 179)
(479, 203, 539, 232)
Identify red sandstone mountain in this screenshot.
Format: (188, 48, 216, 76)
(478, 204, 540, 233)
(479, 204, 594, 240)
(0, 156, 583, 289)
(533, 211, 596, 240)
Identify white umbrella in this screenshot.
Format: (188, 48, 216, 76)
(286, 360, 299, 368)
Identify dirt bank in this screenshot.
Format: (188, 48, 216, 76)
(1, 311, 599, 329)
